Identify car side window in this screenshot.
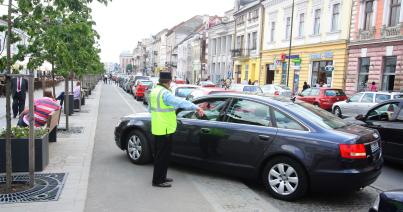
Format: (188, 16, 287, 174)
(361, 93, 374, 103)
(349, 93, 363, 103)
(367, 102, 399, 121)
(273, 109, 306, 131)
(375, 94, 391, 103)
(225, 99, 272, 127)
(178, 98, 227, 121)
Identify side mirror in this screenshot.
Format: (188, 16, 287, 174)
(355, 114, 365, 121)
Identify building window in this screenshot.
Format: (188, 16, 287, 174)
(364, 0, 374, 30)
(311, 60, 333, 87)
(331, 3, 340, 31)
(382, 56, 397, 91)
(252, 32, 257, 50)
(217, 38, 221, 55)
(285, 17, 291, 40)
(389, 0, 401, 26)
(358, 57, 370, 92)
(270, 22, 276, 42)
(313, 9, 321, 35)
(245, 64, 249, 80)
(298, 13, 305, 37)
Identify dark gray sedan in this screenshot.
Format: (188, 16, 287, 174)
(115, 94, 383, 201)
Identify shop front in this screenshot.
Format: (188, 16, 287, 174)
(260, 41, 348, 93)
(233, 57, 261, 84)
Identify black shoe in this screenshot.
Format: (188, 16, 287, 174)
(152, 182, 172, 188)
(165, 178, 173, 183)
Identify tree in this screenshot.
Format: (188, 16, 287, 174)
(126, 64, 133, 73)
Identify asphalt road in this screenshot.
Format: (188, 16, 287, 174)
(85, 83, 403, 212)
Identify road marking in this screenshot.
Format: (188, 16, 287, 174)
(113, 85, 137, 114)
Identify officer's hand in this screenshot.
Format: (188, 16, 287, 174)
(196, 107, 205, 117)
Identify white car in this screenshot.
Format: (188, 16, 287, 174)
(332, 91, 403, 118)
(229, 84, 263, 93)
(261, 84, 292, 97)
(171, 84, 200, 99)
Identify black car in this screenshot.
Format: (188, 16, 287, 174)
(115, 94, 383, 201)
(369, 190, 403, 212)
(355, 99, 403, 164)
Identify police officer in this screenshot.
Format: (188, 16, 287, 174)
(150, 72, 204, 187)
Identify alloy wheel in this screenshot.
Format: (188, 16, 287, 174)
(335, 107, 342, 117)
(127, 135, 142, 160)
(268, 163, 299, 196)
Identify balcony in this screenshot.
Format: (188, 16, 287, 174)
(381, 25, 402, 38)
(357, 28, 376, 40)
(231, 48, 250, 58)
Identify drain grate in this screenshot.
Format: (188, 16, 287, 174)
(0, 173, 67, 204)
(57, 127, 84, 135)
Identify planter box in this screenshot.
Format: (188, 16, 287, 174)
(0, 134, 49, 173)
(64, 94, 74, 115)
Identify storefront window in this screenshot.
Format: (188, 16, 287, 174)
(311, 61, 333, 87)
(358, 57, 370, 92)
(281, 62, 287, 85)
(382, 56, 397, 91)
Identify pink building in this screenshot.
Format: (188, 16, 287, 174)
(346, 0, 403, 95)
(119, 51, 133, 73)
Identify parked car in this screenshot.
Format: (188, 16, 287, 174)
(353, 99, 403, 164)
(186, 87, 235, 101)
(132, 80, 153, 101)
(261, 84, 292, 97)
(199, 80, 216, 87)
(369, 189, 403, 212)
(332, 92, 403, 118)
(229, 84, 263, 94)
(115, 93, 382, 201)
(142, 83, 156, 105)
(296, 87, 347, 110)
(171, 84, 199, 99)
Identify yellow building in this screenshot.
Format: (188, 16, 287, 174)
(260, 0, 352, 93)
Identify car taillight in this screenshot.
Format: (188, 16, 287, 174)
(274, 91, 279, 95)
(339, 144, 367, 159)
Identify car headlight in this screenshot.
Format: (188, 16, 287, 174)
(372, 195, 380, 211)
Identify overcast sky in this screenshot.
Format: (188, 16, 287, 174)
(91, 0, 234, 63)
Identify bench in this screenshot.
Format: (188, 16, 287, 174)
(47, 109, 61, 143)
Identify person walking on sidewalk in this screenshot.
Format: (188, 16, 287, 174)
(11, 75, 28, 118)
(149, 71, 204, 188)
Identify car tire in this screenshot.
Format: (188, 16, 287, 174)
(143, 99, 147, 105)
(313, 103, 319, 107)
(333, 106, 342, 118)
(125, 130, 151, 165)
(262, 156, 308, 201)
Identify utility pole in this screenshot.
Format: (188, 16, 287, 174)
(286, 0, 295, 87)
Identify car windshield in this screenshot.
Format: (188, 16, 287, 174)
(325, 89, 345, 97)
(176, 87, 197, 98)
(244, 86, 263, 93)
(287, 102, 348, 129)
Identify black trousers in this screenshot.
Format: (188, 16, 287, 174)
(12, 92, 26, 117)
(152, 134, 173, 184)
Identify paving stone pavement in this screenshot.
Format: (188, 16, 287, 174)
(0, 82, 102, 212)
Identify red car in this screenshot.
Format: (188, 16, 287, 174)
(296, 87, 347, 110)
(186, 87, 235, 101)
(132, 80, 153, 101)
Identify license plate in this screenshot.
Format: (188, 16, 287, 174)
(370, 142, 380, 153)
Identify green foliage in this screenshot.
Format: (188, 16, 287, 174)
(0, 127, 49, 139)
(126, 64, 133, 72)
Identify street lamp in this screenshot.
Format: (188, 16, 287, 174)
(286, 0, 295, 87)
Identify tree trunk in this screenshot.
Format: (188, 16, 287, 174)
(5, 0, 13, 192)
(64, 77, 69, 131)
(51, 62, 56, 97)
(28, 70, 35, 187)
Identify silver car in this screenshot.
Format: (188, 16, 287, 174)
(229, 84, 263, 93)
(261, 84, 292, 97)
(332, 91, 403, 118)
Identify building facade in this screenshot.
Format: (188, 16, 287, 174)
(119, 51, 133, 73)
(232, 0, 265, 84)
(151, 29, 169, 74)
(208, 10, 235, 83)
(260, 0, 352, 94)
(346, 0, 403, 95)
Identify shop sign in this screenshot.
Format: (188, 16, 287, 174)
(286, 55, 300, 59)
(310, 51, 333, 60)
(292, 58, 301, 64)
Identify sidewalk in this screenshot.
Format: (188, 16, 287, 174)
(0, 82, 102, 212)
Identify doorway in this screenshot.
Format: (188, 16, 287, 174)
(266, 64, 274, 84)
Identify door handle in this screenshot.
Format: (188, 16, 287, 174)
(259, 135, 270, 141)
(201, 128, 211, 134)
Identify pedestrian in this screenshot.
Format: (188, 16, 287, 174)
(73, 81, 81, 100)
(248, 79, 252, 85)
(150, 72, 205, 187)
(369, 81, 378, 92)
(302, 82, 310, 91)
(11, 75, 28, 118)
(56, 91, 65, 106)
(17, 91, 61, 127)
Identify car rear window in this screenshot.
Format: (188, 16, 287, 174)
(243, 86, 263, 93)
(325, 89, 345, 97)
(393, 94, 403, 99)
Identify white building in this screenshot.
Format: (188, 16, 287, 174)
(151, 29, 169, 74)
(208, 10, 235, 83)
(119, 51, 133, 73)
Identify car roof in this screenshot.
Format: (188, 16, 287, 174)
(204, 92, 294, 108)
(174, 84, 199, 88)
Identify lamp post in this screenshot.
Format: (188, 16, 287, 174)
(286, 0, 295, 87)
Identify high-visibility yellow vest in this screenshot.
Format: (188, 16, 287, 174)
(150, 85, 177, 135)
